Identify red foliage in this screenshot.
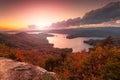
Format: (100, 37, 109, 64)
(64, 69, 69, 76)
(75, 63, 80, 70)
(16, 53, 23, 59)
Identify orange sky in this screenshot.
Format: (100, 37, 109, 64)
(0, 0, 119, 30)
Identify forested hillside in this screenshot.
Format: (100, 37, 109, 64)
(0, 36, 120, 80)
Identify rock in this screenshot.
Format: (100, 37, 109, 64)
(0, 57, 59, 80)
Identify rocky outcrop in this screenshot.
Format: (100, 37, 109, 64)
(0, 57, 59, 80)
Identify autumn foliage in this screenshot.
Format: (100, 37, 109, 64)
(0, 37, 120, 80)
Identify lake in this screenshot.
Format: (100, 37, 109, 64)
(47, 33, 104, 52)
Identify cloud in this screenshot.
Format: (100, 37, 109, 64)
(28, 25, 38, 30)
(50, 17, 81, 28)
(49, 1, 120, 28)
(81, 1, 120, 24)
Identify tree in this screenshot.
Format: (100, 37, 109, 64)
(81, 45, 120, 80)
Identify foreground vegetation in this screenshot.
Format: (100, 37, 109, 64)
(0, 37, 120, 80)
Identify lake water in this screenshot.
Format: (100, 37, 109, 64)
(47, 33, 104, 52)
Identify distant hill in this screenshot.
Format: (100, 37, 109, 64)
(0, 31, 7, 34)
(48, 27, 120, 38)
(0, 32, 53, 49)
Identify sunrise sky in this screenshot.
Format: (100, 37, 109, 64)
(0, 0, 119, 30)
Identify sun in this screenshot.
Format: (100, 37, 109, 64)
(28, 19, 51, 29)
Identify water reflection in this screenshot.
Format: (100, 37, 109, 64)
(47, 33, 104, 52)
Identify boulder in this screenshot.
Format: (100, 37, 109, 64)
(0, 57, 59, 80)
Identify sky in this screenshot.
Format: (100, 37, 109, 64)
(0, 0, 119, 30)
